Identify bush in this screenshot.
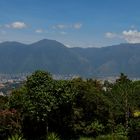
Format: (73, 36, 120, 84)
(8, 134, 24, 140)
(47, 132, 61, 140)
(0, 109, 21, 139)
(84, 120, 104, 136)
(114, 124, 127, 136)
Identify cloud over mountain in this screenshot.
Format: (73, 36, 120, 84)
(105, 29, 140, 44)
(122, 30, 140, 43)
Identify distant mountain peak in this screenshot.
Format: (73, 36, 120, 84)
(32, 39, 60, 44)
(30, 39, 67, 49)
(37, 38, 56, 43)
(0, 39, 140, 77)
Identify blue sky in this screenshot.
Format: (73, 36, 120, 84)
(0, 0, 140, 47)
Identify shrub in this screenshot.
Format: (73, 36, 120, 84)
(84, 120, 104, 136)
(47, 132, 61, 140)
(0, 109, 21, 139)
(114, 124, 127, 136)
(8, 134, 24, 140)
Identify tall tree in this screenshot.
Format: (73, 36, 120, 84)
(111, 73, 133, 130)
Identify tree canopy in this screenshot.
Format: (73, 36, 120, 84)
(0, 71, 140, 140)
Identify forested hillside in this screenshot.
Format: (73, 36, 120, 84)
(0, 39, 140, 77)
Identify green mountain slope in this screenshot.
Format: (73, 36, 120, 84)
(0, 39, 140, 77)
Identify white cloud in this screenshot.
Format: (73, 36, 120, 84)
(105, 32, 117, 38)
(73, 23, 82, 29)
(52, 23, 82, 30)
(35, 29, 44, 33)
(105, 29, 140, 44)
(6, 21, 27, 29)
(122, 30, 140, 43)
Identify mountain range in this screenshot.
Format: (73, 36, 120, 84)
(0, 39, 140, 77)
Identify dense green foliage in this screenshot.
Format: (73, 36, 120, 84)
(0, 71, 140, 140)
(8, 134, 24, 140)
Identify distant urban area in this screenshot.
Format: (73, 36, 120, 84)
(0, 73, 79, 95)
(0, 73, 27, 96)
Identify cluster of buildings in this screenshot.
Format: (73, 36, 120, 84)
(0, 73, 28, 83)
(0, 73, 28, 96)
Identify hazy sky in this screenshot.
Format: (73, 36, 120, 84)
(0, 0, 140, 47)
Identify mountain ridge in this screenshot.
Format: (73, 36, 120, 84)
(0, 39, 140, 77)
